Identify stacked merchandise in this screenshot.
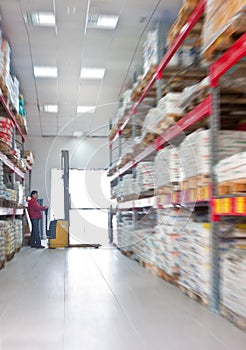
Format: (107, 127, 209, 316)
(179, 77, 209, 110)
(202, 0, 246, 55)
(221, 225, 246, 324)
(154, 146, 182, 188)
(143, 29, 158, 75)
(122, 175, 137, 198)
(116, 212, 134, 251)
(156, 93, 184, 135)
(5, 220, 15, 257)
(14, 181, 25, 206)
(180, 129, 246, 181)
(154, 208, 190, 276)
(14, 218, 23, 251)
(0, 159, 4, 199)
(128, 209, 158, 262)
(215, 152, 246, 187)
(178, 220, 212, 301)
(136, 162, 154, 193)
(0, 220, 6, 266)
(0, 116, 14, 149)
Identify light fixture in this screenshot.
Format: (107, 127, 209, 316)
(73, 131, 82, 137)
(40, 105, 58, 113)
(77, 106, 96, 114)
(34, 66, 57, 78)
(25, 12, 56, 27)
(80, 67, 105, 79)
(88, 14, 119, 30)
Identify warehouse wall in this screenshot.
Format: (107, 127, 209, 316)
(25, 136, 109, 206)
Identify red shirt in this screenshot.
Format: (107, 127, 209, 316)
(28, 198, 46, 219)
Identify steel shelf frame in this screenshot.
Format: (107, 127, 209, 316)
(209, 33, 246, 312)
(109, 0, 206, 147)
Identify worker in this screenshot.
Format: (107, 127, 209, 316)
(28, 190, 48, 248)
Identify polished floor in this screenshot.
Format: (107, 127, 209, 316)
(0, 247, 245, 350)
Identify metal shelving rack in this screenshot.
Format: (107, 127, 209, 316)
(109, 0, 246, 313)
(0, 91, 26, 216)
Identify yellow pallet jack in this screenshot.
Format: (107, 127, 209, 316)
(45, 209, 69, 248)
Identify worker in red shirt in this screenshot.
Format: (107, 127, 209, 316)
(28, 190, 48, 248)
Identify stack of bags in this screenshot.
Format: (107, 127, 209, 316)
(143, 29, 158, 75)
(122, 175, 138, 197)
(178, 221, 212, 299)
(215, 151, 246, 184)
(136, 162, 154, 193)
(222, 245, 246, 319)
(0, 116, 14, 149)
(117, 213, 134, 251)
(0, 160, 4, 199)
(14, 181, 25, 206)
(0, 221, 6, 265)
(154, 208, 189, 276)
(5, 220, 15, 256)
(154, 146, 182, 188)
(179, 129, 246, 181)
(14, 219, 23, 251)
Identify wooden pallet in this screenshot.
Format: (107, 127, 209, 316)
(218, 178, 246, 196)
(140, 260, 178, 285)
(203, 10, 246, 62)
(0, 140, 11, 154)
(179, 285, 209, 306)
(6, 251, 15, 262)
(0, 260, 5, 270)
(221, 305, 246, 332)
(182, 174, 210, 190)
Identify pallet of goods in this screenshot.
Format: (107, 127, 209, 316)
(221, 241, 246, 331)
(215, 152, 246, 195)
(202, 0, 246, 61)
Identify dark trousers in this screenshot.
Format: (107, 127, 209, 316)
(30, 218, 41, 247)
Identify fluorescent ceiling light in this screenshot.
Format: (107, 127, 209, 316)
(26, 12, 56, 27)
(34, 66, 57, 78)
(88, 14, 119, 29)
(77, 106, 96, 114)
(73, 131, 82, 137)
(80, 67, 105, 79)
(41, 105, 58, 113)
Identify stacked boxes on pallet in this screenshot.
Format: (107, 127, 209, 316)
(155, 208, 189, 276)
(178, 221, 212, 301)
(14, 219, 23, 251)
(0, 221, 6, 265)
(222, 242, 246, 321)
(5, 220, 15, 257)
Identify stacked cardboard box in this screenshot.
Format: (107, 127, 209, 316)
(222, 245, 246, 319)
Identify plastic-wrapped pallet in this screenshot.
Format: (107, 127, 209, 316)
(180, 129, 246, 180)
(178, 222, 212, 299)
(154, 146, 182, 188)
(14, 219, 23, 251)
(214, 152, 246, 183)
(136, 162, 154, 192)
(0, 221, 6, 265)
(222, 246, 246, 319)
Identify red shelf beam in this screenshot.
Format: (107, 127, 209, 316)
(210, 33, 246, 87)
(0, 95, 25, 142)
(110, 0, 206, 146)
(110, 96, 211, 181)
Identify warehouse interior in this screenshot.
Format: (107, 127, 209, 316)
(0, 0, 246, 348)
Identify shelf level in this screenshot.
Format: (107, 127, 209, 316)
(110, 96, 211, 181)
(0, 94, 25, 142)
(0, 151, 25, 179)
(0, 207, 23, 216)
(109, 0, 206, 146)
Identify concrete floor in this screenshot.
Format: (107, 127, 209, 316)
(0, 247, 245, 350)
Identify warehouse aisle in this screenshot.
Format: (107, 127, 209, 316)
(0, 248, 245, 350)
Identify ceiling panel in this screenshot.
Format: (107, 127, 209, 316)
(0, 0, 180, 137)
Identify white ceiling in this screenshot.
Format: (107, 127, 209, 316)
(0, 0, 181, 137)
